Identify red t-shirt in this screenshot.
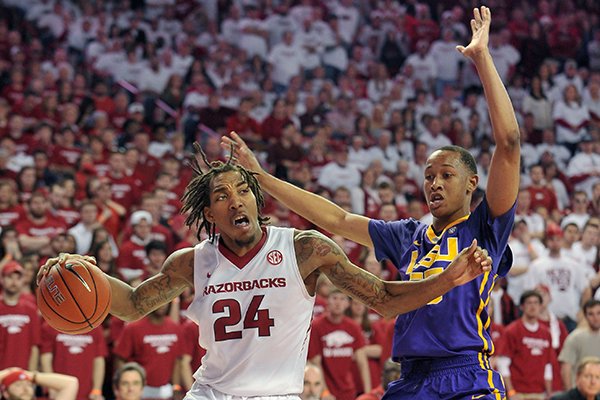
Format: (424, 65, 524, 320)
(309, 315, 366, 400)
(15, 215, 67, 238)
(53, 145, 82, 169)
(113, 316, 184, 387)
(0, 204, 25, 227)
(181, 318, 206, 373)
(121, 224, 174, 253)
(106, 174, 142, 211)
(527, 186, 559, 214)
(539, 318, 568, 392)
(0, 297, 41, 369)
(40, 323, 108, 400)
(313, 295, 327, 319)
(54, 207, 80, 228)
(499, 319, 553, 394)
(116, 238, 148, 277)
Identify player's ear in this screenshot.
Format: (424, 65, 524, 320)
(203, 207, 214, 223)
(466, 174, 478, 193)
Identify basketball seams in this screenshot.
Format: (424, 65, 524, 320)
(37, 260, 111, 334)
(56, 263, 95, 330)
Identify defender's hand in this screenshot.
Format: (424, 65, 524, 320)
(443, 239, 492, 286)
(36, 253, 97, 285)
(456, 6, 491, 59)
(221, 131, 263, 172)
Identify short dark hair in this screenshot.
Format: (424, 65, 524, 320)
(113, 362, 146, 388)
(145, 240, 168, 254)
(437, 145, 477, 175)
(520, 289, 542, 306)
(583, 299, 600, 314)
(181, 143, 269, 242)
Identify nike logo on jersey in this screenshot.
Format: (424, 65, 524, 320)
(471, 395, 486, 399)
(413, 240, 421, 246)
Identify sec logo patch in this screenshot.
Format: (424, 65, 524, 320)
(267, 250, 283, 266)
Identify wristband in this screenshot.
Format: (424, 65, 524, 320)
(90, 389, 102, 396)
(172, 385, 182, 392)
(507, 389, 516, 397)
(32, 372, 37, 384)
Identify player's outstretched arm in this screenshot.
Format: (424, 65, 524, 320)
(296, 230, 491, 318)
(456, 6, 520, 217)
(222, 132, 374, 248)
(37, 250, 193, 322)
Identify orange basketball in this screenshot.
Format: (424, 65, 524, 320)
(37, 258, 112, 334)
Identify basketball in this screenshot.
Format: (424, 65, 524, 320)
(37, 258, 112, 334)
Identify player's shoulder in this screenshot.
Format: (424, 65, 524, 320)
(370, 216, 424, 236)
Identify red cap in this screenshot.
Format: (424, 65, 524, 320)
(1, 369, 31, 390)
(546, 223, 563, 238)
(1, 261, 24, 277)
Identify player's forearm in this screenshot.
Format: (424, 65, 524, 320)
(472, 50, 520, 148)
(380, 274, 455, 317)
(261, 172, 374, 247)
(257, 171, 349, 232)
(107, 273, 184, 322)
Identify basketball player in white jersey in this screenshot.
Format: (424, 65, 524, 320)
(38, 145, 493, 400)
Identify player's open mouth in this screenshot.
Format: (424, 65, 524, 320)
(233, 215, 250, 228)
(429, 193, 444, 208)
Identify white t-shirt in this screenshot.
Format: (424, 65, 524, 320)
(531, 254, 589, 320)
(268, 42, 303, 85)
(186, 227, 315, 396)
(317, 161, 362, 191)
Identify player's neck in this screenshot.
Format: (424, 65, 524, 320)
(432, 209, 469, 234)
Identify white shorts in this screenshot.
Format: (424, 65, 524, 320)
(183, 382, 300, 400)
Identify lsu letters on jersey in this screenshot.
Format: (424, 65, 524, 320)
(185, 226, 315, 396)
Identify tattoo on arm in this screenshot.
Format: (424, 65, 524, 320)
(326, 262, 388, 308)
(129, 274, 182, 316)
(294, 230, 389, 309)
(127, 250, 192, 317)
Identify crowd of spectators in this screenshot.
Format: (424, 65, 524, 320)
(1, 0, 600, 399)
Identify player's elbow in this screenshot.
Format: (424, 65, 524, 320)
(496, 129, 520, 151)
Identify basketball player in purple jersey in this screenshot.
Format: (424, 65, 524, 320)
(224, 6, 519, 399)
(38, 151, 492, 397)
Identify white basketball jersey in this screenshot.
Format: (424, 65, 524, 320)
(185, 226, 315, 396)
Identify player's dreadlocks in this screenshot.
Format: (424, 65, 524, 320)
(180, 142, 269, 242)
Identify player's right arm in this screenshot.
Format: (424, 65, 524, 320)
(456, 7, 520, 218)
(296, 230, 491, 318)
(222, 131, 374, 248)
(38, 249, 194, 322)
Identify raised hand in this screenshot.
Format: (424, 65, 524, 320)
(221, 131, 263, 172)
(36, 253, 97, 285)
(456, 6, 491, 59)
(443, 239, 492, 286)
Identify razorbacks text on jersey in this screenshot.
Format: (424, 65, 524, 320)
(369, 199, 515, 361)
(185, 226, 315, 396)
